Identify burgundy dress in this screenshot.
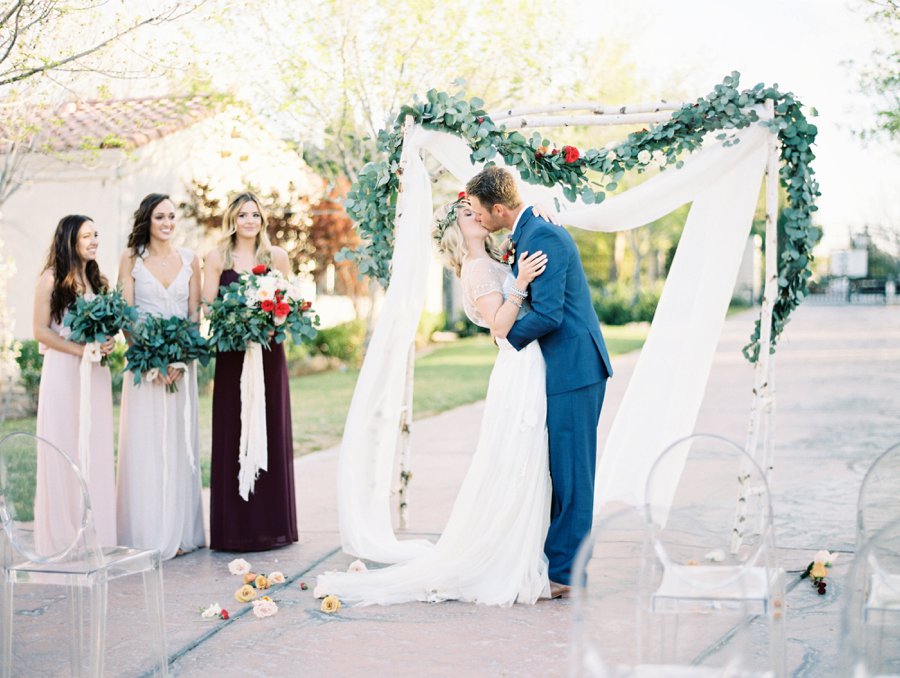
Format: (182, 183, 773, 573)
(209, 269, 299, 551)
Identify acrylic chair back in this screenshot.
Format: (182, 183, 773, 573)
(0, 431, 103, 569)
(641, 433, 784, 675)
(857, 442, 900, 548)
(841, 517, 900, 677)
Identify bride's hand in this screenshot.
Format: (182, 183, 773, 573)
(515, 250, 548, 287)
(531, 203, 559, 224)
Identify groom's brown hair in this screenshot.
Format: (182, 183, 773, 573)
(466, 166, 522, 210)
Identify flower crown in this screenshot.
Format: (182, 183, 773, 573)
(432, 191, 468, 252)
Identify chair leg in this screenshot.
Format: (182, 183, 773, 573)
(143, 560, 168, 677)
(67, 582, 84, 675)
(0, 574, 13, 678)
(87, 577, 108, 678)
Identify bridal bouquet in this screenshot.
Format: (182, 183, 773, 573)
(125, 315, 211, 393)
(207, 264, 319, 352)
(63, 287, 136, 366)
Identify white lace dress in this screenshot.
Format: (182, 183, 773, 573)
(316, 256, 551, 606)
(115, 248, 205, 559)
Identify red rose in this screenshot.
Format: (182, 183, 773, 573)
(275, 290, 283, 301)
(300, 301, 312, 312)
(274, 302, 290, 317)
(219, 610, 229, 620)
(477, 116, 484, 123)
(551, 149, 558, 155)
(261, 299, 275, 312)
(457, 191, 466, 199)
(252, 264, 267, 275)
(562, 145, 580, 163)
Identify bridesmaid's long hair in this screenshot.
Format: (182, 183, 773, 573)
(43, 215, 109, 323)
(218, 192, 273, 270)
(127, 193, 172, 258)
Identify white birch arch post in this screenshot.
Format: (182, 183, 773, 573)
(337, 103, 781, 564)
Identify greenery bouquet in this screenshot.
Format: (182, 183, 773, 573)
(63, 288, 136, 366)
(125, 314, 211, 393)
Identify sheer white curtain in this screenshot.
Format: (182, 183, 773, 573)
(338, 121, 770, 563)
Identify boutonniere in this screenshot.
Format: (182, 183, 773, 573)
(501, 237, 516, 264)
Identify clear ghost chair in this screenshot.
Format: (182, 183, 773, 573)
(0, 432, 167, 677)
(857, 442, 900, 548)
(642, 433, 783, 676)
(841, 517, 900, 677)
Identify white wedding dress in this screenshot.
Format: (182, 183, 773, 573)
(316, 256, 551, 606)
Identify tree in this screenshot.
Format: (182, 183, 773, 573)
(856, 0, 900, 141)
(309, 177, 367, 300)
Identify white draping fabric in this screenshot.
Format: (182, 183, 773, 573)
(338, 122, 770, 563)
(238, 342, 268, 501)
(77, 341, 103, 482)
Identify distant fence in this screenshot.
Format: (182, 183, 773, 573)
(806, 278, 897, 306)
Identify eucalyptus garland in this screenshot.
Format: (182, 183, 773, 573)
(341, 72, 820, 363)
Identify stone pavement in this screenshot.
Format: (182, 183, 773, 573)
(7, 305, 900, 677)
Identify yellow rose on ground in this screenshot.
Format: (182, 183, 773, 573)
(810, 562, 828, 579)
(255, 574, 271, 590)
(320, 595, 341, 613)
(243, 572, 257, 585)
(235, 584, 258, 603)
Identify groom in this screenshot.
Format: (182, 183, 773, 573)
(466, 167, 613, 597)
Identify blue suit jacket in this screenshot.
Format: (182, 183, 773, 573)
(506, 209, 613, 395)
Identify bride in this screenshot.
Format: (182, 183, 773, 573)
(315, 196, 553, 606)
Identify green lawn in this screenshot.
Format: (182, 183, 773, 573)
(2, 324, 647, 487)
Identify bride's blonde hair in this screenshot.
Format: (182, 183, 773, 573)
(433, 199, 503, 277)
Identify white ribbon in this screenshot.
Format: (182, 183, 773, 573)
(77, 341, 102, 482)
(238, 342, 268, 501)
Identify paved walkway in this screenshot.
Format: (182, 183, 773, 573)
(8, 305, 900, 676)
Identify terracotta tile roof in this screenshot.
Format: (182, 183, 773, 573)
(1, 94, 222, 153)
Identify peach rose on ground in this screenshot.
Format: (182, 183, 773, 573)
(320, 595, 341, 613)
(228, 558, 251, 576)
(252, 598, 279, 618)
(347, 559, 367, 574)
(242, 572, 257, 585)
(235, 584, 258, 603)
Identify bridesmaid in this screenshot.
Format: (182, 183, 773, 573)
(203, 192, 298, 551)
(116, 193, 205, 559)
(32, 215, 117, 553)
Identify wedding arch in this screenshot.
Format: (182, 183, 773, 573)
(336, 73, 819, 563)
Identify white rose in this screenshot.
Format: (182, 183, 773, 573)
(606, 149, 617, 161)
(269, 571, 286, 584)
(651, 150, 666, 166)
(637, 149, 652, 164)
(347, 559, 368, 574)
(285, 284, 304, 302)
(813, 550, 837, 565)
(252, 598, 279, 618)
(228, 558, 252, 576)
(256, 286, 276, 302)
(201, 603, 222, 619)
